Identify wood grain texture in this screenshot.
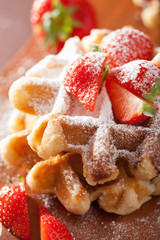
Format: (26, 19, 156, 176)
(0, 0, 160, 239)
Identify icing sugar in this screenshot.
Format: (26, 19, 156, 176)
(101, 28, 153, 68)
(26, 55, 68, 79)
(11, 37, 84, 117)
(111, 60, 160, 95)
(21, 38, 159, 187)
(26, 37, 83, 79)
(70, 86, 106, 118)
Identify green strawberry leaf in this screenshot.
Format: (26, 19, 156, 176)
(99, 62, 109, 91)
(142, 93, 155, 103)
(141, 103, 156, 117)
(91, 44, 109, 91)
(42, 0, 82, 47)
(92, 44, 102, 52)
(142, 78, 160, 102)
(102, 63, 109, 82)
(17, 174, 24, 182)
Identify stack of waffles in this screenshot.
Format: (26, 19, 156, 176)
(0, 28, 160, 216)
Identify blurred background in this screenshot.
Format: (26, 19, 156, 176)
(0, 0, 33, 70)
(0, 0, 159, 71)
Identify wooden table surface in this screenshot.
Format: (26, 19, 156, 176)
(0, 0, 160, 239)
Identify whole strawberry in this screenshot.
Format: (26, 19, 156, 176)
(0, 182, 31, 240)
(31, 0, 96, 52)
(64, 51, 108, 111)
(40, 205, 73, 240)
(101, 28, 154, 68)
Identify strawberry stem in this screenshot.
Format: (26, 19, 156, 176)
(92, 44, 102, 52)
(102, 63, 109, 82)
(141, 103, 156, 117)
(91, 44, 109, 91)
(42, 0, 82, 47)
(17, 174, 24, 182)
(100, 62, 109, 91)
(142, 78, 160, 103)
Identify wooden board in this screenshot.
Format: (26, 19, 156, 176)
(0, 0, 160, 239)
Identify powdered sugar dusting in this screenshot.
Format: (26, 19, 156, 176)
(27, 78, 60, 116)
(0, 96, 20, 187)
(64, 51, 107, 111)
(0, 31, 160, 239)
(22, 40, 160, 189)
(26, 54, 68, 79)
(110, 60, 160, 95)
(52, 84, 71, 115)
(70, 86, 106, 118)
(26, 38, 83, 79)
(101, 28, 153, 68)
(63, 168, 81, 195)
(58, 36, 83, 62)
(149, 96, 160, 132)
(37, 194, 160, 240)
(84, 51, 107, 76)
(12, 37, 84, 117)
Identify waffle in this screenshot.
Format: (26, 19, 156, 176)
(0, 129, 41, 170)
(81, 28, 111, 52)
(9, 110, 38, 133)
(0, 29, 160, 216)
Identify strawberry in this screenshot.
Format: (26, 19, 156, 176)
(152, 52, 160, 69)
(106, 79, 156, 124)
(64, 51, 108, 111)
(101, 28, 154, 68)
(40, 205, 73, 240)
(31, 0, 96, 52)
(106, 60, 160, 97)
(0, 182, 30, 240)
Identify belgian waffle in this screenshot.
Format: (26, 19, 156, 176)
(0, 29, 160, 216)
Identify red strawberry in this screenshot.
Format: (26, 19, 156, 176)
(106, 79, 156, 124)
(152, 52, 160, 69)
(31, 0, 96, 52)
(40, 205, 73, 240)
(101, 28, 154, 68)
(106, 60, 160, 97)
(0, 182, 30, 240)
(64, 51, 108, 111)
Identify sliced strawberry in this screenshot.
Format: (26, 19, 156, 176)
(107, 60, 160, 97)
(64, 51, 108, 111)
(40, 205, 73, 240)
(106, 79, 156, 124)
(101, 28, 154, 68)
(0, 182, 31, 240)
(152, 52, 160, 69)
